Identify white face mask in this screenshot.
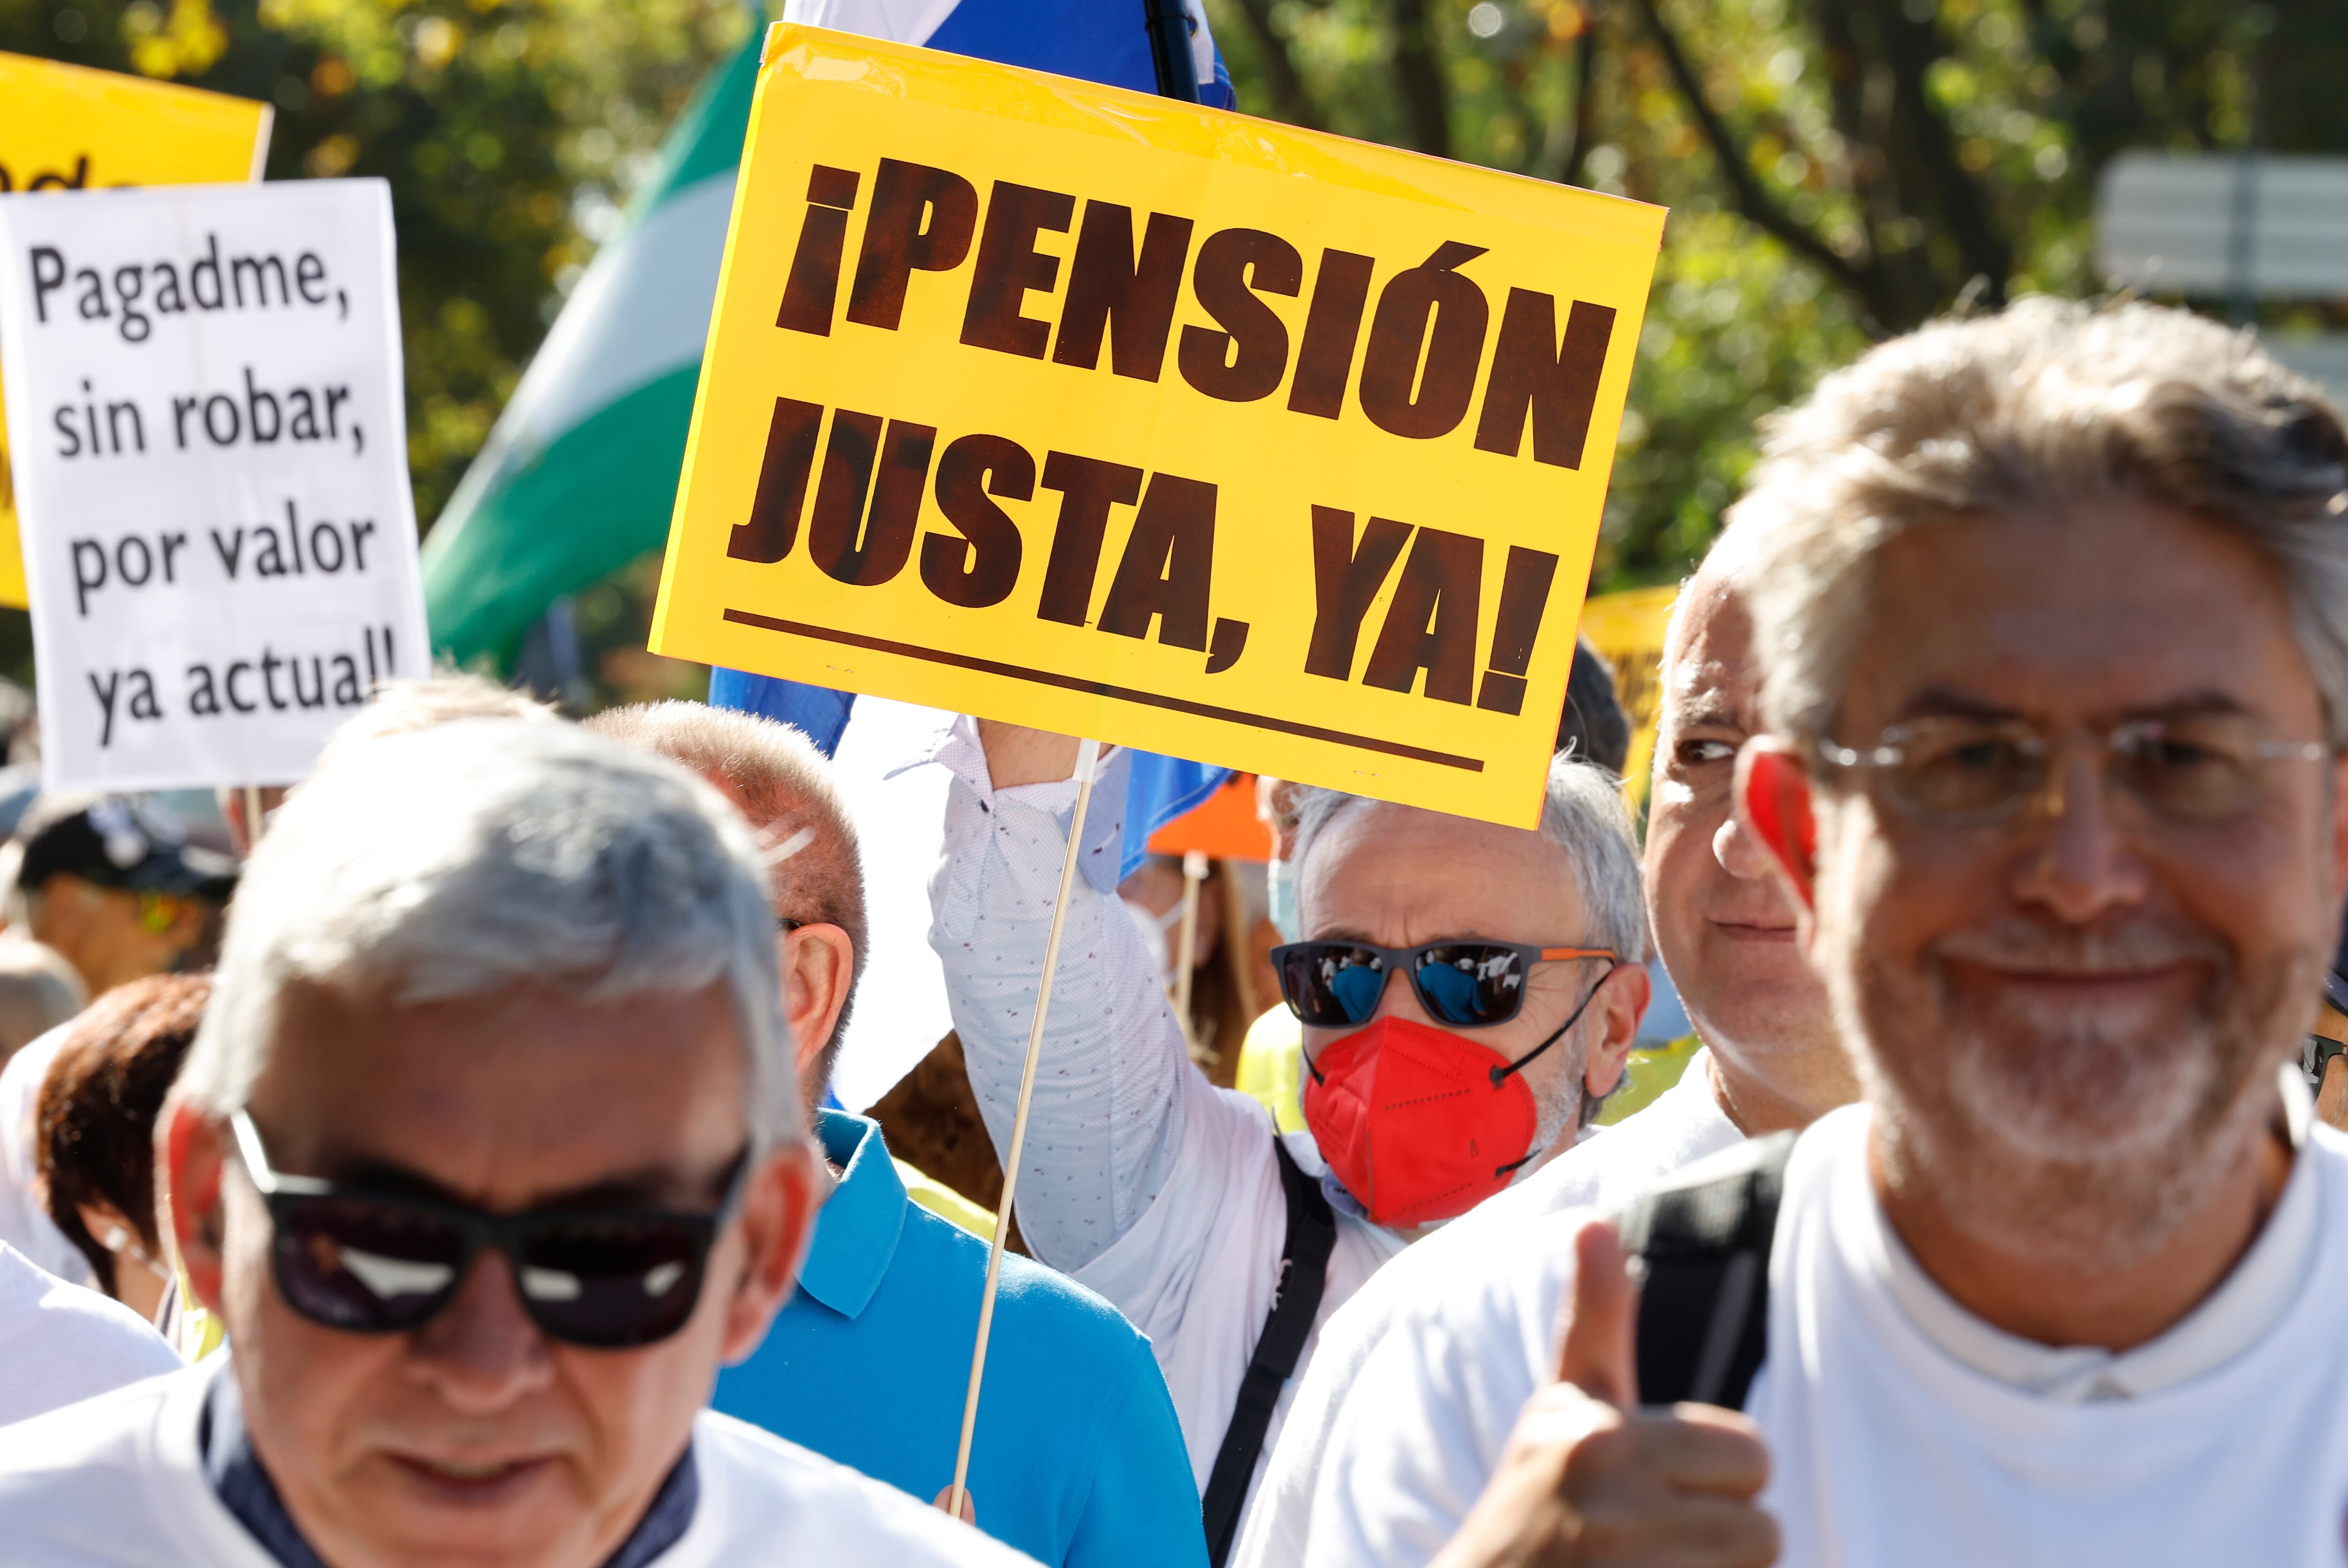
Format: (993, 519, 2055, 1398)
(1123, 896, 1186, 987)
(1267, 858, 1301, 943)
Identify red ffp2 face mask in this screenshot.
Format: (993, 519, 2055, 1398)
(1301, 1015, 1541, 1229)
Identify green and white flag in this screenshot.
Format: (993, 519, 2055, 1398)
(421, 41, 756, 664)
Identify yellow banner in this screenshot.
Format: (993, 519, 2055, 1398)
(0, 52, 271, 609)
(652, 25, 1664, 826)
(1576, 582, 1678, 806)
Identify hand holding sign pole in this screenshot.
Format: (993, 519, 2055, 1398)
(655, 20, 1663, 1520)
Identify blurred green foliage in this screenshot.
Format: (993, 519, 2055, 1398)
(1211, 0, 2348, 585)
(4, 0, 2344, 649)
(0, 0, 749, 530)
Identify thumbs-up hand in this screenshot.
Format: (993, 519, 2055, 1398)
(1431, 1221, 1779, 1568)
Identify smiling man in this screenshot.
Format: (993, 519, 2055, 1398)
(1304, 299, 2348, 1567)
(0, 720, 1028, 1568)
(1638, 546, 1858, 1140)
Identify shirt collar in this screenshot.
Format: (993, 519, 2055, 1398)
(796, 1111, 908, 1320)
(1859, 1074, 2322, 1404)
(200, 1361, 698, 1568)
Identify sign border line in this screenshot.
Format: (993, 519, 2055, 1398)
(720, 608, 1488, 772)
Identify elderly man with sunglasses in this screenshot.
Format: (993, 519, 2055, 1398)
(1299, 298, 2348, 1568)
(586, 701, 1205, 1568)
(932, 720, 1649, 1560)
(1234, 527, 1858, 1568)
(0, 720, 1027, 1568)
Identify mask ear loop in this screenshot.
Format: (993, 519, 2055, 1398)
(1487, 962, 1621, 1090)
(1483, 962, 1621, 1180)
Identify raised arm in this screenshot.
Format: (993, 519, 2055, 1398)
(927, 717, 1213, 1270)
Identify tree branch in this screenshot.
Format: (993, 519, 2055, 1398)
(1808, 0, 1935, 327)
(1389, 0, 1452, 156)
(1866, 0, 2012, 305)
(1559, 15, 1600, 188)
(1629, 0, 1876, 304)
(1222, 0, 1324, 130)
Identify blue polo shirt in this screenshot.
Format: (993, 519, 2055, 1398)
(714, 1112, 1205, 1568)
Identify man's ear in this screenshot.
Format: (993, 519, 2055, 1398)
(158, 1094, 228, 1314)
(165, 895, 209, 952)
(1736, 738, 1819, 911)
(780, 923, 855, 1087)
(718, 1142, 825, 1365)
(2328, 755, 2348, 913)
(1580, 960, 1651, 1103)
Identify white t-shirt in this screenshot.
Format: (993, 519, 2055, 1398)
(1234, 1056, 1739, 1568)
(0, 1027, 91, 1286)
(0, 1359, 1040, 1566)
(1305, 1102, 2348, 1568)
(0, 1241, 179, 1427)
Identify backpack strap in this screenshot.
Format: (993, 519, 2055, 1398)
(1614, 1130, 1797, 1410)
(1200, 1135, 1338, 1567)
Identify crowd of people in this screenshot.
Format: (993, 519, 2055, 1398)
(0, 294, 2344, 1567)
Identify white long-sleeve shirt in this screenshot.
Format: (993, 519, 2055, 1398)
(926, 722, 1402, 1523)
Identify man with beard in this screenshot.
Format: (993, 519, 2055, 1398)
(1301, 297, 2348, 1568)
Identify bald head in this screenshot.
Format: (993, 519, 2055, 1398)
(585, 703, 867, 1092)
(1643, 538, 1850, 1134)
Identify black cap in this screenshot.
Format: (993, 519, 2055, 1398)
(16, 796, 238, 902)
(1557, 636, 1632, 774)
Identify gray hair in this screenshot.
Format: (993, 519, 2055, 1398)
(179, 719, 797, 1147)
(1287, 758, 1649, 964)
(310, 673, 558, 776)
(1730, 297, 2348, 748)
(584, 702, 868, 1082)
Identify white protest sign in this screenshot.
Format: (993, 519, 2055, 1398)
(0, 178, 426, 790)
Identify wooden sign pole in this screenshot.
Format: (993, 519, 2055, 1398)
(945, 736, 1104, 1519)
(1172, 849, 1207, 1027)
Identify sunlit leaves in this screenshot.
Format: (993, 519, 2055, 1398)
(0, 0, 749, 529)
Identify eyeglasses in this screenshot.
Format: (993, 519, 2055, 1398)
(1817, 714, 2331, 828)
(2304, 1035, 2347, 1098)
(230, 1110, 749, 1349)
(1271, 939, 1617, 1029)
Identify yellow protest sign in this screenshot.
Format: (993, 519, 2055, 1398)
(651, 24, 1664, 826)
(1577, 582, 1678, 806)
(0, 52, 271, 610)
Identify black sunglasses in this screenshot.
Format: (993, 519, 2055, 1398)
(2305, 1035, 2348, 1099)
(1271, 939, 1618, 1030)
(231, 1110, 751, 1349)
